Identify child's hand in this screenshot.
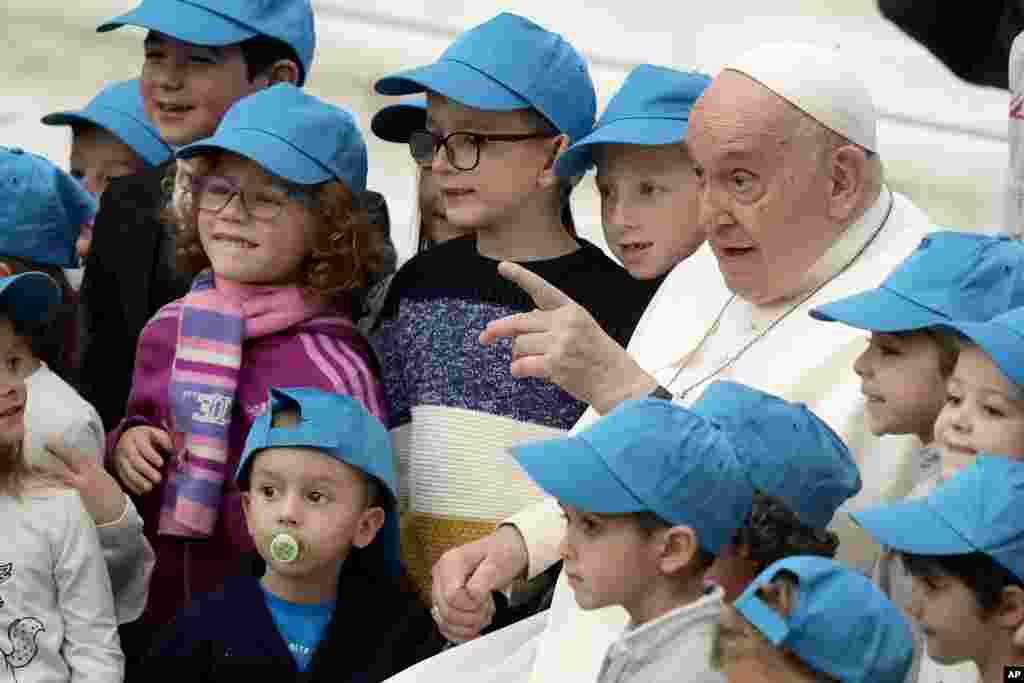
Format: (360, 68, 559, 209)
(46, 436, 130, 526)
(113, 426, 171, 495)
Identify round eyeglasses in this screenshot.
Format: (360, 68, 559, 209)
(408, 129, 554, 171)
(194, 175, 316, 220)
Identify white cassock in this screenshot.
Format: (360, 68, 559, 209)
(385, 186, 935, 683)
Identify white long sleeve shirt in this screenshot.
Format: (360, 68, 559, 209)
(1, 486, 123, 683)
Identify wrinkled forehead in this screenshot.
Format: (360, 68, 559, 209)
(689, 71, 801, 162)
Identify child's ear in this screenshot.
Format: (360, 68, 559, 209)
(659, 525, 698, 575)
(996, 585, 1024, 633)
(537, 134, 571, 189)
(239, 491, 256, 534)
(265, 60, 301, 87)
(351, 507, 387, 549)
(757, 575, 799, 618)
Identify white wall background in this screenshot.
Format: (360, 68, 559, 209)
(1, 0, 1011, 260)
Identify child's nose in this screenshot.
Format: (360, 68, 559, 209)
(853, 348, 872, 377)
(276, 493, 303, 526)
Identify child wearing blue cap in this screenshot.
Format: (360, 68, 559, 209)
(41, 78, 172, 260)
(812, 233, 1024, 682)
(0, 147, 107, 465)
(555, 64, 711, 281)
(691, 381, 861, 603)
(0, 271, 124, 682)
(109, 84, 392, 636)
(370, 96, 467, 253)
(811, 232, 1024, 488)
(713, 556, 914, 683)
(812, 233, 1024, 484)
(81, 0, 317, 435)
(42, 79, 171, 197)
(0, 147, 159, 634)
(370, 12, 657, 604)
(854, 457, 1024, 683)
(147, 387, 442, 680)
(930, 306, 1024, 473)
(358, 97, 461, 334)
(512, 397, 757, 683)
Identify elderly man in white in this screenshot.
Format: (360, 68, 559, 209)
(390, 42, 937, 683)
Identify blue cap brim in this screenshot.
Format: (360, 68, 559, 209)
(809, 287, 948, 331)
(512, 438, 648, 514)
(375, 61, 530, 112)
(0, 273, 61, 326)
(555, 117, 690, 178)
(178, 129, 331, 185)
(852, 501, 975, 556)
(41, 110, 171, 167)
(98, 3, 256, 46)
(933, 319, 1024, 387)
(371, 103, 427, 144)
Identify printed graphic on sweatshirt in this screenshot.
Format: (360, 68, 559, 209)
(1, 617, 44, 682)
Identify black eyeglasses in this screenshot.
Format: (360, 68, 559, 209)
(408, 129, 554, 171)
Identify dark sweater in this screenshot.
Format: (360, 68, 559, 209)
(78, 162, 190, 431)
(371, 235, 659, 430)
(143, 554, 443, 683)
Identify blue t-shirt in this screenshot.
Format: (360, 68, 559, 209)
(262, 588, 336, 671)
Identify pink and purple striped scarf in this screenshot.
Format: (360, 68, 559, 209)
(159, 271, 325, 538)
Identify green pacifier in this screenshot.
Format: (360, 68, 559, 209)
(270, 533, 302, 564)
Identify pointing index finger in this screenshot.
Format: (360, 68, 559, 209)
(497, 262, 572, 311)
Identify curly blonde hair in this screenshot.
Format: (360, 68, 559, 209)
(167, 155, 392, 298)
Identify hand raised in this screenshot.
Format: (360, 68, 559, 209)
(480, 262, 656, 413)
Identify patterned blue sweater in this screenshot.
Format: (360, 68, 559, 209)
(371, 236, 660, 430)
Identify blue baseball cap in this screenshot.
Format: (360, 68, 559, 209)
(0, 147, 95, 268)
(41, 79, 172, 167)
(695, 381, 861, 530)
(555, 65, 711, 178)
(177, 84, 368, 192)
(811, 232, 1024, 331)
(735, 556, 913, 683)
(0, 273, 62, 326)
(98, 0, 316, 86)
(931, 305, 1024, 387)
(512, 398, 755, 554)
(371, 96, 426, 144)
(236, 387, 397, 502)
(375, 13, 596, 145)
(853, 456, 1024, 582)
